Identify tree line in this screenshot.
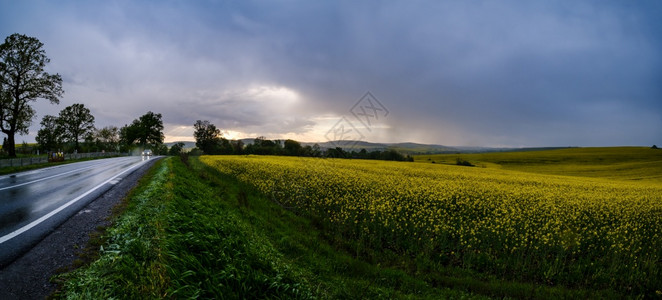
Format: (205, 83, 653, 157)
(34, 105, 166, 154)
(192, 120, 414, 161)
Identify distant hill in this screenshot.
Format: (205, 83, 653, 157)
(201, 138, 460, 154)
(304, 141, 458, 154)
(305, 141, 568, 155)
(169, 138, 571, 155)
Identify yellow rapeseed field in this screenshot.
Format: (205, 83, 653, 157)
(200, 155, 662, 293)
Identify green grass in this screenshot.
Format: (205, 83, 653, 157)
(54, 155, 631, 299)
(415, 147, 662, 182)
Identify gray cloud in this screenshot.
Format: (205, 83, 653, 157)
(1, 0, 660, 146)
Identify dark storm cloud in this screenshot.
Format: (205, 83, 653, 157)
(1, 0, 660, 146)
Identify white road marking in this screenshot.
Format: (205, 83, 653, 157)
(0, 160, 123, 191)
(0, 159, 147, 244)
(0, 160, 111, 180)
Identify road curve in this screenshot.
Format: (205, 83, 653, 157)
(0, 156, 155, 266)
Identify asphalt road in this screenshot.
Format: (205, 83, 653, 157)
(0, 156, 155, 267)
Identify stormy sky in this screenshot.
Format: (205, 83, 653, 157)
(1, 0, 660, 147)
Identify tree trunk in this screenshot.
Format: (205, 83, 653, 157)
(6, 133, 16, 157)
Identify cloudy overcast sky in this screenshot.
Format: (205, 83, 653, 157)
(2, 0, 660, 147)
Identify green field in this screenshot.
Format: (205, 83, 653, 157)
(0, 143, 39, 155)
(415, 147, 662, 182)
(55, 148, 662, 298)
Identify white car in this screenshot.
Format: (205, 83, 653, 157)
(142, 149, 152, 156)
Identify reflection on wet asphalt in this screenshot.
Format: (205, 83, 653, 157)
(0, 157, 143, 238)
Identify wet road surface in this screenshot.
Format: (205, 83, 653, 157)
(0, 156, 154, 266)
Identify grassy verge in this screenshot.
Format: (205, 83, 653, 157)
(55, 156, 623, 298)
